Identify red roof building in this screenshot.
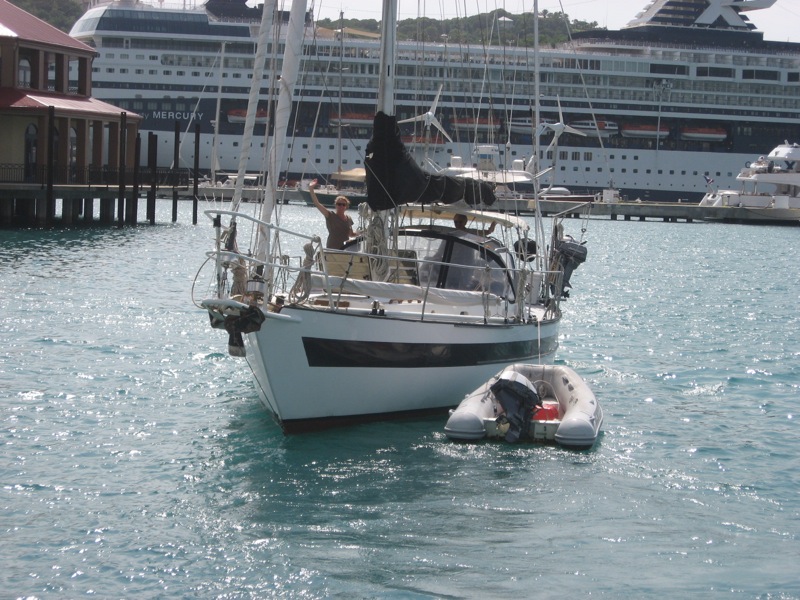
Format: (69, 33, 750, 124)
(0, 0, 139, 186)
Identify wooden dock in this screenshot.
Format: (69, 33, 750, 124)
(502, 198, 800, 225)
(0, 183, 193, 228)
(539, 199, 705, 222)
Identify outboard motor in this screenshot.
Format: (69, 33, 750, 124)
(552, 235, 587, 297)
(491, 370, 542, 443)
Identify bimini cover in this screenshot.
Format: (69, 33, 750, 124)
(365, 112, 496, 210)
(490, 369, 542, 443)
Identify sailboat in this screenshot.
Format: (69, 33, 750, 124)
(194, 0, 587, 433)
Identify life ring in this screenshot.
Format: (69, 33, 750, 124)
(745, 161, 751, 168)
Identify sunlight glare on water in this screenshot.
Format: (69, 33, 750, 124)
(1, 201, 798, 598)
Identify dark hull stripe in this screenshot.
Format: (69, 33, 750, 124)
(279, 406, 451, 434)
(302, 336, 558, 368)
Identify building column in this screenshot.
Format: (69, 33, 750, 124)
(0, 40, 17, 87)
(55, 52, 69, 94)
(57, 115, 71, 183)
(78, 56, 91, 96)
(107, 121, 120, 181)
(91, 119, 104, 183)
(35, 113, 49, 183)
(75, 119, 89, 184)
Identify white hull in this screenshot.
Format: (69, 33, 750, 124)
(198, 200, 580, 434)
(444, 363, 603, 448)
(244, 306, 558, 431)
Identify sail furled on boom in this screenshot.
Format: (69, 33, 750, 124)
(364, 112, 496, 211)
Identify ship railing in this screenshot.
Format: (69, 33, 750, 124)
(200, 207, 558, 322)
(569, 36, 799, 59)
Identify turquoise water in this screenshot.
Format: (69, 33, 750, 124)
(1, 201, 798, 598)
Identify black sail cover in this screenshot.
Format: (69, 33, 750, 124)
(365, 112, 496, 210)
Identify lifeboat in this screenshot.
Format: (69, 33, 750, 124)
(226, 108, 269, 124)
(451, 115, 500, 133)
(329, 112, 374, 127)
(507, 117, 555, 135)
(401, 134, 447, 146)
(570, 120, 619, 138)
(679, 127, 727, 142)
(620, 124, 669, 139)
(444, 364, 603, 449)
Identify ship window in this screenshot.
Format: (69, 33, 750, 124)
(135, 69, 143, 75)
(742, 69, 779, 81)
(650, 64, 688, 76)
(697, 67, 734, 78)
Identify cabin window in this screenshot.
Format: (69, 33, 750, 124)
(412, 235, 512, 298)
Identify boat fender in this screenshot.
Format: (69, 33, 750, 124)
(490, 372, 542, 442)
(224, 306, 265, 357)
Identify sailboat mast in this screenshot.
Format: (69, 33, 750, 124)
(337, 10, 343, 174)
(533, 0, 540, 177)
(376, 0, 397, 116)
(230, 0, 276, 212)
(255, 0, 308, 242)
(210, 42, 225, 183)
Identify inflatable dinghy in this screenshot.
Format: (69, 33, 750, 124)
(444, 363, 603, 449)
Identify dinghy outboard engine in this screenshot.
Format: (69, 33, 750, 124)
(552, 235, 587, 297)
(491, 371, 542, 443)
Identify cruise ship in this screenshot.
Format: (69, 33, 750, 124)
(69, 0, 800, 201)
